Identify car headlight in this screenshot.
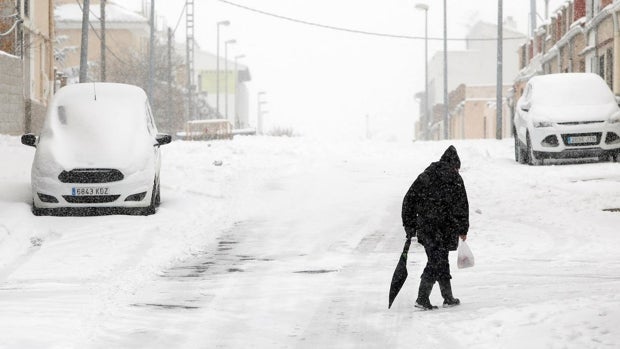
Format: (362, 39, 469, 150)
(609, 112, 620, 124)
(533, 121, 553, 128)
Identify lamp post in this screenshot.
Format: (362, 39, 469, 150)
(216, 20, 230, 117)
(224, 39, 236, 122)
(415, 3, 429, 141)
(257, 91, 266, 135)
(234, 54, 245, 128)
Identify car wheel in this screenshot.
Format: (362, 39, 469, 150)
(526, 132, 542, 166)
(513, 135, 519, 162)
(154, 178, 161, 207)
(514, 134, 526, 164)
(32, 204, 50, 216)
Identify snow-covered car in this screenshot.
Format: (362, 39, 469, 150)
(514, 73, 620, 165)
(21, 83, 171, 216)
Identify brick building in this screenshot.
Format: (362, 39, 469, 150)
(514, 0, 620, 127)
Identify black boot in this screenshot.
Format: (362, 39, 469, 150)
(438, 279, 460, 307)
(415, 279, 438, 310)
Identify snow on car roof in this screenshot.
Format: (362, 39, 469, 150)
(40, 83, 153, 169)
(48, 83, 149, 133)
(53, 83, 147, 104)
(529, 73, 616, 106)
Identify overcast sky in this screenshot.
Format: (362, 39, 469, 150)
(125, 0, 566, 140)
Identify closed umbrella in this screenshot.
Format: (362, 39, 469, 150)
(388, 237, 412, 309)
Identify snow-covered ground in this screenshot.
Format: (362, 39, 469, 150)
(1, 135, 620, 348)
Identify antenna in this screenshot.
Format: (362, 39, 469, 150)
(93, 82, 97, 101)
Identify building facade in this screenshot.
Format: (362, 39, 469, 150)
(54, 0, 150, 83)
(515, 0, 620, 115)
(193, 47, 252, 129)
(418, 20, 527, 140)
(0, 0, 54, 134)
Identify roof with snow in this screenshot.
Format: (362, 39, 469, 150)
(55, 2, 147, 23)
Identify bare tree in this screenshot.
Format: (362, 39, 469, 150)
(105, 40, 187, 135)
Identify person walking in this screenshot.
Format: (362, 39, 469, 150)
(401, 145, 469, 310)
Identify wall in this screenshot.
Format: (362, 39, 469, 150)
(449, 84, 512, 140)
(0, 52, 24, 135)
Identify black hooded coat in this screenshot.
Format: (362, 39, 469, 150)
(401, 146, 469, 251)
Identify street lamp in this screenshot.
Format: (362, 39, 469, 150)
(234, 54, 246, 128)
(257, 91, 266, 135)
(216, 20, 230, 117)
(224, 39, 236, 122)
(415, 3, 429, 141)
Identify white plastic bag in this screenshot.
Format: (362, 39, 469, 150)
(457, 240, 475, 269)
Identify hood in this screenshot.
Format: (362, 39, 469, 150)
(439, 145, 461, 169)
(532, 103, 619, 123)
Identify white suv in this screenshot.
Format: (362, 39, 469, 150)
(21, 83, 171, 215)
(514, 73, 620, 165)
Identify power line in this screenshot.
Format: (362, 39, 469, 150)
(172, 2, 187, 35)
(218, 0, 526, 42)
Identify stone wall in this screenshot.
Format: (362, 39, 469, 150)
(0, 52, 24, 135)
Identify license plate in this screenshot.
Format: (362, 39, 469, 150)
(72, 187, 109, 196)
(567, 135, 597, 144)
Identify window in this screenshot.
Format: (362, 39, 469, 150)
(599, 55, 605, 79)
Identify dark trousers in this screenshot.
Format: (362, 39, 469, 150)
(421, 245, 451, 282)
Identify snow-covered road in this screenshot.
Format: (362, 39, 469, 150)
(1, 135, 620, 348)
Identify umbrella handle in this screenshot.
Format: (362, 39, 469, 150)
(403, 237, 411, 253)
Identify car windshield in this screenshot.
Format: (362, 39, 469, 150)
(38, 90, 152, 168)
(532, 77, 616, 106)
(53, 101, 143, 134)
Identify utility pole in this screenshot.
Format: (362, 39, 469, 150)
(216, 20, 230, 117)
(79, 0, 90, 83)
(497, 0, 503, 140)
(148, 0, 155, 102)
(443, 0, 448, 140)
(415, 3, 429, 141)
(100, 0, 106, 82)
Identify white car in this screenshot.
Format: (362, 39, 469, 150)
(514, 73, 620, 165)
(21, 83, 171, 215)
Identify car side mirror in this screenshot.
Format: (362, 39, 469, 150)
(520, 101, 531, 112)
(155, 133, 172, 146)
(21, 133, 37, 147)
